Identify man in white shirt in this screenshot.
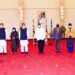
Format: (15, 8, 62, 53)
(19, 23, 29, 54)
(34, 23, 46, 53)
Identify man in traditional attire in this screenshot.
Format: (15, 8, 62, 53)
(0, 23, 7, 55)
(19, 23, 29, 54)
(67, 36, 74, 52)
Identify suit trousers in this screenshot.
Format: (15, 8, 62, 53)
(55, 39, 61, 52)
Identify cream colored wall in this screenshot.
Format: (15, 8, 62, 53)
(24, 0, 59, 38)
(0, 0, 19, 39)
(65, 0, 75, 37)
(0, 0, 75, 39)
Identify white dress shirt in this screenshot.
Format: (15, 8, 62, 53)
(34, 26, 46, 41)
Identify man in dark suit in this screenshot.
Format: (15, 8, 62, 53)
(53, 24, 62, 52)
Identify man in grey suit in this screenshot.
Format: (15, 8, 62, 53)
(53, 24, 62, 52)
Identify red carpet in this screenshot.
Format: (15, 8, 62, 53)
(0, 39, 75, 75)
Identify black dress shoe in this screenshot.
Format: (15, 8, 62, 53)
(56, 51, 60, 53)
(39, 51, 44, 54)
(25, 52, 28, 54)
(0, 53, 2, 55)
(21, 52, 24, 54)
(4, 53, 7, 55)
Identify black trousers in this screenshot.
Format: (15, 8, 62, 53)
(12, 48, 17, 53)
(38, 40, 44, 53)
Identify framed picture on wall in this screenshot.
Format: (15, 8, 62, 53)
(37, 11, 47, 25)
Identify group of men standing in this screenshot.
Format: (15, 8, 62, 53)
(0, 22, 74, 55)
(0, 22, 63, 55)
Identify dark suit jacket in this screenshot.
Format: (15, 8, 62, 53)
(53, 27, 62, 40)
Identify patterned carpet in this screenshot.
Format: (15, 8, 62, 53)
(0, 39, 75, 75)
